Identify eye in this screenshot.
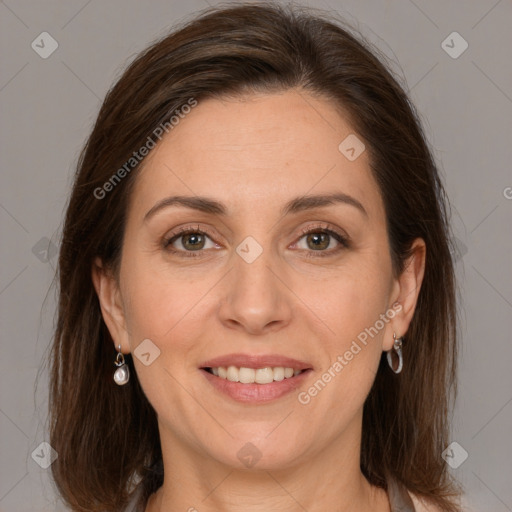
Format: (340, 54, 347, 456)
(293, 223, 350, 257)
(162, 223, 350, 259)
(163, 225, 218, 257)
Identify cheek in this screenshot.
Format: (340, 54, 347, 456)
(120, 252, 221, 358)
(298, 256, 391, 342)
(120, 251, 186, 336)
(296, 258, 391, 391)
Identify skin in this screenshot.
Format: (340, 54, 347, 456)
(92, 89, 426, 512)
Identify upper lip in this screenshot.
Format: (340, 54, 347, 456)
(200, 353, 313, 371)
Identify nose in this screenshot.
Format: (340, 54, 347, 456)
(217, 242, 293, 336)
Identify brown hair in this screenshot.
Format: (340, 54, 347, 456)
(48, 2, 461, 510)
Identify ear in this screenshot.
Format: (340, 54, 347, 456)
(91, 257, 130, 353)
(383, 238, 426, 350)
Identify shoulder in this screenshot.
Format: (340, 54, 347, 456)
(408, 491, 444, 512)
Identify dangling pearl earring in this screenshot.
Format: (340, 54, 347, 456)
(113, 345, 130, 385)
(386, 332, 403, 374)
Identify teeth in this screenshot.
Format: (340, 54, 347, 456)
(208, 366, 303, 384)
(255, 367, 273, 384)
(226, 365, 239, 382)
(239, 367, 255, 383)
(273, 367, 285, 381)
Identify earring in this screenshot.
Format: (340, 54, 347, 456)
(113, 345, 130, 385)
(386, 333, 403, 374)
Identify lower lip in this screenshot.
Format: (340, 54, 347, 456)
(200, 368, 312, 403)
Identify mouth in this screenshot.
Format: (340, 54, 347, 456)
(198, 354, 313, 403)
(199, 355, 313, 405)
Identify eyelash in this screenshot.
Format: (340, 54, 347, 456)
(162, 223, 350, 259)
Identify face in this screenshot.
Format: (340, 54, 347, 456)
(96, 89, 420, 472)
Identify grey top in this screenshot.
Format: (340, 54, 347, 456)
(387, 475, 417, 512)
(123, 482, 144, 512)
(122, 475, 416, 511)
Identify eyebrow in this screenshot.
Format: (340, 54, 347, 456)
(143, 192, 368, 222)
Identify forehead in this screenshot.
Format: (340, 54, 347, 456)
(130, 90, 383, 221)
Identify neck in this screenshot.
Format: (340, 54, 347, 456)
(146, 416, 390, 512)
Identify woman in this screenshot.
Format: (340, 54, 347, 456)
(49, 3, 462, 511)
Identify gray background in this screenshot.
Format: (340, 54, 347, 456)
(1, 0, 511, 511)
